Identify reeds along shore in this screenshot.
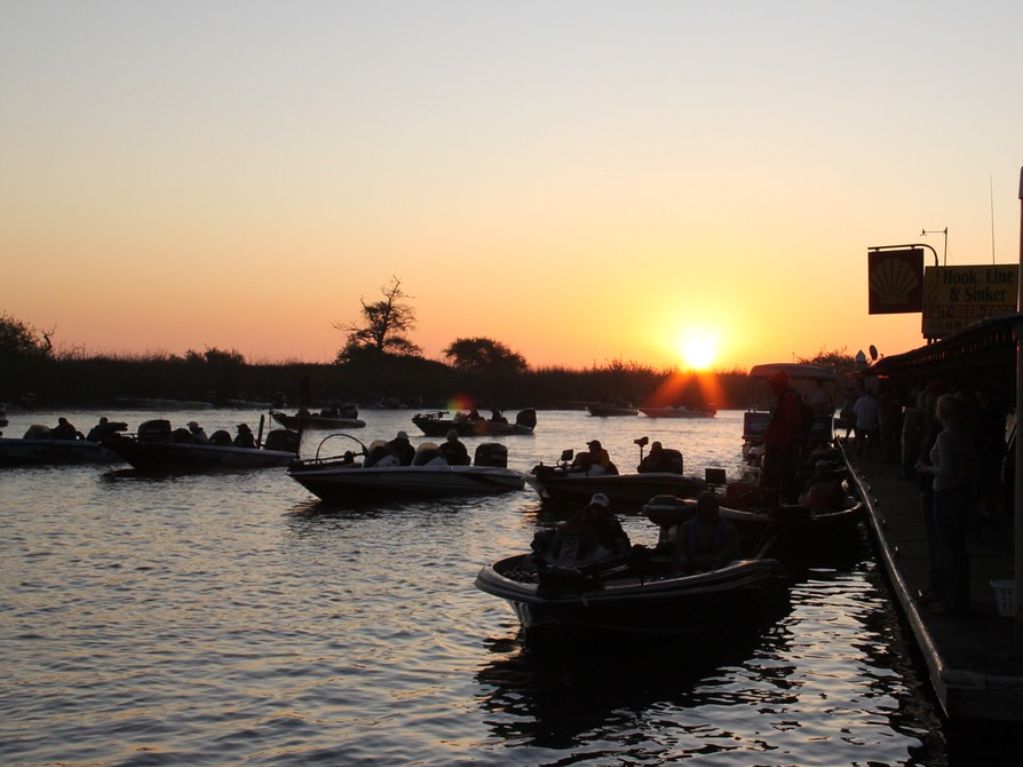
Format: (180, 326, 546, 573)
(0, 352, 754, 411)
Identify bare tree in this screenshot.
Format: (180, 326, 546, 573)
(335, 277, 422, 362)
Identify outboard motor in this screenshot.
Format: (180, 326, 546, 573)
(515, 408, 537, 430)
(474, 442, 508, 468)
(263, 428, 299, 453)
(138, 419, 171, 442)
(663, 448, 684, 474)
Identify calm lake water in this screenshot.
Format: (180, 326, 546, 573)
(0, 407, 1001, 765)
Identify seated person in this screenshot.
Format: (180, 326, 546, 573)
(545, 493, 631, 565)
(234, 423, 256, 448)
(798, 462, 846, 511)
(387, 430, 415, 466)
(86, 417, 120, 442)
(489, 409, 508, 424)
(637, 441, 679, 473)
(580, 439, 618, 476)
(187, 421, 209, 443)
(467, 409, 483, 421)
(50, 417, 81, 440)
(438, 429, 470, 466)
(671, 491, 741, 572)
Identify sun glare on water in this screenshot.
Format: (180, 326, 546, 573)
(678, 327, 719, 371)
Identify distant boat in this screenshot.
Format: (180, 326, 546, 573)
(114, 397, 214, 410)
(640, 405, 716, 418)
(412, 409, 536, 437)
(270, 407, 365, 430)
(586, 403, 639, 417)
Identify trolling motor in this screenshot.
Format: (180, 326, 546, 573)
(634, 435, 649, 463)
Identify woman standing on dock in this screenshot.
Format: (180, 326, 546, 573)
(916, 394, 977, 615)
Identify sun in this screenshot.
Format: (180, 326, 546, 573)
(677, 327, 719, 371)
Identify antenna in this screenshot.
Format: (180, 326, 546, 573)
(991, 174, 996, 264)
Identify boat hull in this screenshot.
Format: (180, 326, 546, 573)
(639, 407, 716, 418)
(586, 404, 638, 417)
(270, 411, 365, 430)
(105, 439, 296, 472)
(476, 555, 789, 639)
(412, 417, 532, 438)
(288, 463, 526, 505)
(0, 437, 120, 466)
(527, 468, 706, 509)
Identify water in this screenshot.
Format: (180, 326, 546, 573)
(0, 408, 969, 765)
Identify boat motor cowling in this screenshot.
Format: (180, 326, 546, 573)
(474, 442, 508, 468)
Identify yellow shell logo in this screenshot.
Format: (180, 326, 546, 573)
(870, 257, 919, 306)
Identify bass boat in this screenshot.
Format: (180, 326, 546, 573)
(104, 419, 298, 472)
(412, 408, 536, 437)
(288, 433, 525, 505)
(270, 406, 365, 430)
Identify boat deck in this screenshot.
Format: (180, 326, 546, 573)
(845, 444, 1023, 722)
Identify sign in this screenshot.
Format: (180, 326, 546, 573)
(867, 248, 924, 314)
(922, 265, 1019, 339)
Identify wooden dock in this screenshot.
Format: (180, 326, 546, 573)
(846, 448, 1023, 722)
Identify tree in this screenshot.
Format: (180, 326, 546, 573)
(0, 312, 52, 360)
(335, 277, 421, 362)
(185, 347, 246, 366)
(443, 337, 527, 373)
(796, 347, 858, 376)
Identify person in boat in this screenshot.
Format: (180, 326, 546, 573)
(545, 492, 631, 564)
(467, 409, 483, 421)
(387, 430, 416, 466)
(490, 409, 508, 424)
(571, 439, 618, 476)
(439, 428, 470, 466)
(86, 417, 120, 442)
(50, 417, 82, 441)
(761, 370, 802, 503)
(637, 441, 675, 473)
(234, 423, 256, 448)
(798, 461, 846, 511)
(187, 421, 209, 444)
(672, 491, 741, 573)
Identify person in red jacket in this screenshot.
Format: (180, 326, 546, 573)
(761, 370, 803, 503)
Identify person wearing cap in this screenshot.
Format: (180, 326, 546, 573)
(187, 421, 209, 444)
(638, 441, 675, 473)
(573, 439, 618, 476)
(51, 416, 81, 441)
(551, 492, 631, 563)
(672, 491, 740, 573)
(439, 428, 470, 466)
(233, 422, 256, 448)
(387, 430, 415, 466)
(761, 370, 803, 502)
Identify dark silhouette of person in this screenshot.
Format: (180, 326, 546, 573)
(86, 417, 119, 442)
(761, 370, 802, 502)
(234, 423, 256, 448)
(388, 430, 415, 466)
(439, 429, 470, 466)
(490, 409, 508, 424)
(673, 491, 740, 572)
(638, 441, 674, 473)
(51, 417, 80, 440)
(549, 493, 631, 563)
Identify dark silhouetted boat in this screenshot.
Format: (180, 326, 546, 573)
(104, 419, 297, 472)
(639, 405, 716, 418)
(411, 408, 536, 437)
(475, 549, 788, 641)
(586, 403, 639, 416)
(270, 407, 365, 430)
(527, 443, 705, 509)
(287, 433, 525, 505)
(0, 436, 120, 466)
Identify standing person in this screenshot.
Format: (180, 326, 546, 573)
(915, 394, 976, 615)
(853, 387, 881, 458)
(915, 380, 946, 606)
(839, 386, 858, 442)
(761, 370, 802, 503)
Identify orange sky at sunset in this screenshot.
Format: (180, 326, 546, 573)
(3, 3, 1021, 371)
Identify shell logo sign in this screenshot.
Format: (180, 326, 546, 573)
(867, 248, 924, 314)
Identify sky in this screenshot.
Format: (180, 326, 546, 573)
(2, 1, 1021, 371)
